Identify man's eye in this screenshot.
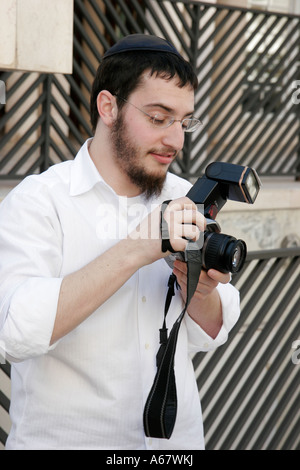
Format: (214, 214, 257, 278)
(151, 114, 168, 125)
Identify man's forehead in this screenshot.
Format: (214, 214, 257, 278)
(131, 73, 195, 115)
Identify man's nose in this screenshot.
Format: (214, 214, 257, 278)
(161, 122, 185, 152)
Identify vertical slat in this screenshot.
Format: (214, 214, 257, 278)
(40, 75, 52, 173)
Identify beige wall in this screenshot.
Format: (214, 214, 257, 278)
(217, 180, 300, 251)
(0, 0, 74, 74)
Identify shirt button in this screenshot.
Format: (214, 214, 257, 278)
(145, 343, 150, 350)
(142, 296, 146, 303)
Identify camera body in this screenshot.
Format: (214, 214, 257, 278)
(165, 162, 261, 274)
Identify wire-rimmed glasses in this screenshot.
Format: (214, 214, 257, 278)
(115, 95, 202, 133)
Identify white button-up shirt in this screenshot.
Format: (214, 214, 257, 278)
(0, 139, 240, 450)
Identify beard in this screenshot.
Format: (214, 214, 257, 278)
(110, 114, 169, 200)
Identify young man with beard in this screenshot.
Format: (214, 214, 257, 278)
(0, 35, 240, 450)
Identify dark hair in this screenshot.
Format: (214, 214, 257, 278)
(90, 51, 198, 133)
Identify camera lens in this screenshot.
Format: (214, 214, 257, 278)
(203, 232, 247, 273)
(232, 245, 243, 270)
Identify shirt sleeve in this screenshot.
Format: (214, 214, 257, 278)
(0, 181, 63, 362)
(185, 281, 240, 354)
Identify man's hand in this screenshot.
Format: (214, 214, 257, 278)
(162, 197, 205, 253)
(173, 260, 231, 338)
(128, 197, 206, 265)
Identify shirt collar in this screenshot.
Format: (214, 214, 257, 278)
(69, 138, 181, 199)
(69, 138, 108, 196)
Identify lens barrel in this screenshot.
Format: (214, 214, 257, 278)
(202, 232, 247, 273)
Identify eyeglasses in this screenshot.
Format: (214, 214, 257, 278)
(115, 96, 202, 133)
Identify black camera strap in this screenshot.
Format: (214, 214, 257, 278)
(143, 202, 202, 439)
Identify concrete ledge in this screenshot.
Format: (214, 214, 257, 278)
(217, 178, 300, 251)
(221, 178, 300, 212)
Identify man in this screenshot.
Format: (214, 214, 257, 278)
(0, 34, 240, 449)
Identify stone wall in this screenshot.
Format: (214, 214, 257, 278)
(0, 0, 73, 74)
(217, 179, 300, 251)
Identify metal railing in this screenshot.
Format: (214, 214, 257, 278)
(0, 0, 299, 180)
(1, 246, 299, 449)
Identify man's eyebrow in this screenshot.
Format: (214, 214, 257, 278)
(144, 102, 194, 116)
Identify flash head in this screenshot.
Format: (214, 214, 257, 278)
(165, 162, 261, 275)
(242, 167, 261, 203)
(186, 162, 262, 220)
(205, 162, 261, 204)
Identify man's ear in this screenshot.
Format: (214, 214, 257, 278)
(96, 90, 117, 126)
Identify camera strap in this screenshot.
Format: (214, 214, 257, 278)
(143, 201, 202, 439)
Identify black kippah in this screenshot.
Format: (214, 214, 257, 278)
(103, 34, 182, 59)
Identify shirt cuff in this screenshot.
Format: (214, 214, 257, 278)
(185, 282, 240, 354)
(0, 277, 62, 361)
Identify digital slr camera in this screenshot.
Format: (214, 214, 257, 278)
(166, 162, 261, 274)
